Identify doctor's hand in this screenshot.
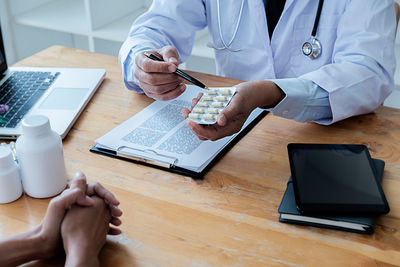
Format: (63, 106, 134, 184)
(135, 46, 186, 101)
(182, 81, 285, 141)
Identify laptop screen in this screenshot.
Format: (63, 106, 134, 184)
(0, 23, 8, 76)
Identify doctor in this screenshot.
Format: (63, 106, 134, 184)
(119, 0, 396, 141)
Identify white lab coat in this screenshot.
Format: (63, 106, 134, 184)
(119, 0, 396, 124)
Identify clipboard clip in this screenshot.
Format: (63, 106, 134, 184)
(116, 146, 178, 168)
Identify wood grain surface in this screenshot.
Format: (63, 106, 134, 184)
(1, 46, 399, 266)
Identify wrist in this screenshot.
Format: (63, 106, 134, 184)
(64, 233, 101, 267)
(25, 225, 53, 259)
(242, 80, 285, 109)
(65, 244, 99, 267)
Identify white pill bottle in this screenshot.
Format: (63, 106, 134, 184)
(16, 115, 67, 198)
(0, 146, 22, 203)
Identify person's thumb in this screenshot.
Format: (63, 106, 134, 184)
(51, 188, 93, 215)
(159, 46, 179, 71)
(44, 188, 94, 227)
(61, 188, 94, 208)
(217, 96, 241, 127)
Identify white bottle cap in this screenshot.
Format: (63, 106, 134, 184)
(21, 115, 51, 137)
(0, 146, 14, 169)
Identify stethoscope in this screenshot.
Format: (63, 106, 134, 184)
(208, 0, 325, 60)
(302, 0, 324, 59)
(207, 0, 245, 52)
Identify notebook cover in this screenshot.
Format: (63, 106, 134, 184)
(90, 110, 268, 179)
(278, 158, 385, 234)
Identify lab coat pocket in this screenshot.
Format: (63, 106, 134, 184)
(290, 14, 341, 77)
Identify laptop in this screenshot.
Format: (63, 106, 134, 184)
(0, 25, 105, 139)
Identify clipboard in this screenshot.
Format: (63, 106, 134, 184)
(90, 110, 268, 179)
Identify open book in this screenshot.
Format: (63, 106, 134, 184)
(92, 85, 266, 178)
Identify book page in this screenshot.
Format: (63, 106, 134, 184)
(95, 85, 263, 172)
(121, 99, 202, 154)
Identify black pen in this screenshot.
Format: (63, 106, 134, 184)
(143, 51, 208, 90)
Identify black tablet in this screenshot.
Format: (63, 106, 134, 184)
(287, 144, 390, 215)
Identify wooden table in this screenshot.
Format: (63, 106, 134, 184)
(1, 46, 399, 266)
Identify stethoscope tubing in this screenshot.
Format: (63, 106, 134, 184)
(210, 0, 245, 52)
(209, 0, 324, 59)
(312, 0, 324, 37)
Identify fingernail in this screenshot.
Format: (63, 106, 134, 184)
(168, 64, 176, 72)
(74, 172, 86, 179)
(169, 57, 178, 63)
(219, 114, 227, 126)
(179, 83, 186, 91)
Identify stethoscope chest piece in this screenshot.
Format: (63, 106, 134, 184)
(302, 37, 322, 59)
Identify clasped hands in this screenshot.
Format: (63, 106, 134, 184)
(54, 172, 122, 266)
(0, 172, 122, 267)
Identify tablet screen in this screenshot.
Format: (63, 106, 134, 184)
(287, 144, 389, 214)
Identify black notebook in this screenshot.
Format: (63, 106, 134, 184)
(278, 158, 385, 234)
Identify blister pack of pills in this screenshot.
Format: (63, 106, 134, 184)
(188, 87, 236, 124)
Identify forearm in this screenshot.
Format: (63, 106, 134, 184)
(253, 80, 286, 108)
(0, 226, 46, 267)
(238, 80, 285, 110)
(238, 79, 333, 124)
(298, 0, 395, 123)
(300, 63, 392, 123)
(269, 78, 332, 124)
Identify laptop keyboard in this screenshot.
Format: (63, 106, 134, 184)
(0, 71, 60, 128)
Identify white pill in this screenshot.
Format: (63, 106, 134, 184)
(206, 90, 217, 95)
(193, 107, 205, 113)
(220, 89, 232, 95)
(203, 114, 215, 121)
(212, 102, 224, 107)
(189, 113, 201, 119)
(197, 102, 209, 107)
(208, 108, 219, 114)
(202, 96, 213, 101)
(215, 96, 227, 101)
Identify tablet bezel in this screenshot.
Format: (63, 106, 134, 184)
(287, 143, 390, 215)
